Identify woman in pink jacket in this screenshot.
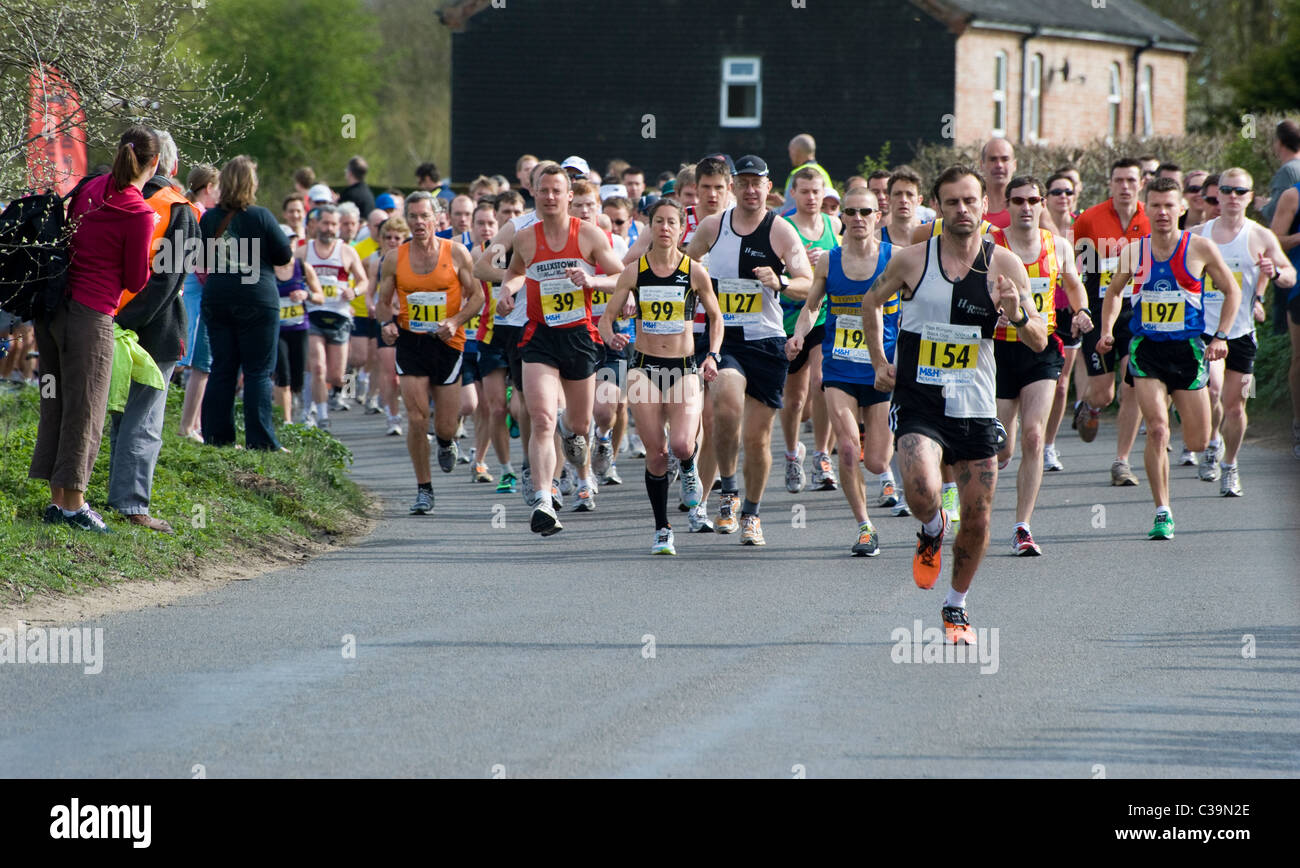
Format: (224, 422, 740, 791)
(29, 126, 159, 532)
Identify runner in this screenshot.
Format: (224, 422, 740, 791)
(1196, 168, 1296, 492)
(780, 166, 841, 494)
(862, 165, 1044, 643)
(787, 186, 895, 555)
(468, 200, 518, 490)
(497, 163, 625, 535)
(1042, 171, 1085, 471)
(880, 167, 922, 247)
(685, 155, 814, 544)
(462, 199, 503, 482)
(991, 176, 1092, 555)
(301, 204, 368, 430)
(1073, 159, 1149, 490)
(365, 215, 410, 435)
(598, 198, 722, 553)
(1268, 181, 1300, 458)
(273, 234, 324, 423)
(1096, 176, 1239, 539)
(376, 191, 482, 514)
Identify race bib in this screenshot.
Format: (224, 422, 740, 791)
(638, 285, 687, 335)
(917, 322, 979, 385)
(1028, 276, 1053, 315)
(589, 288, 610, 317)
(831, 314, 870, 364)
(318, 275, 340, 299)
(540, 277, 583, 327)
(717, 278, 762, 325)
(466, 311, 481, 332)
(1203, 261, 1243, 300)
(1099, 256, 1133, 300)
(1140, 289, 1185, 332)
(279, 296, 305, 327)
(407, 291, 447, 333)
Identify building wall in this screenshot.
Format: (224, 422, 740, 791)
(451, 0, 956, 185)
(954, 29, 1188, 146)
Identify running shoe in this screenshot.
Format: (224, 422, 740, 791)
(520, 467, 536, 506)
(651, 527, 676, 555)
(811, 451, 837, 490)
(457, 447, 472, 465)
(785, 441, 807, 493)
(1149, 511, 1174, 540)
(716, 493, 740, 534)
(1179, 447, 1197, 466)
(317, 418, 332, 433)
(591, 431, 614, 475)
(666, 452, 680, 484)
(437, 440, 458, 473)
(687, 505, 715, 533)
(913, 512, 949, 590)
(366, 393, 382, 414)
(558, 462, 576, 496)
(942, 605, 976, 645)
(551, 481, 563, 511)
(1110, 459, 1139, 486)
(530, 497, 563, 536)
(557, 414, 588, 466)
(573, 481, 595, 512)
(602, 464, 623, 485)
(409, 489, 434, 515)
(1012, 527, 1042, 556)
(386, 418, 403, 436)
(891, 500, 912, 518)
(1198, 445, 1220, 482)
(879, 480, 900, 507)
(1043, 444, 1064, 472)
(941, 486, 960, 529)
(330, 392, 349, 412)
(496, 472, 518, 494)
(473, 462, 494, 483)
(43, 504, 62, 524)
(62, 505, 112, 534)
(1220, 465, 1243, 497)
(680, 463, 703, 508)
(852, 522, 880, 557)
(740, 514, 765, 546)
(627, 433, 646, 458)
(1075, 401, 1100, 443)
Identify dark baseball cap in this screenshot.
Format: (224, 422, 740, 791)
(703, 153, 737, 175)
(733, 155, 769, 177)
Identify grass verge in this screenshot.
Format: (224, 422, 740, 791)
(0, 384, 368, 605)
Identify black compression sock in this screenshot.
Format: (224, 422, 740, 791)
(646, 470, 670, 530)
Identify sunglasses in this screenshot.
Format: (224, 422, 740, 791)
(1143, 170, 1157, 177)
(1203, 196, 1219, 206)
(1048, 188, 1073, 196)
(1010, 196, 1043, 206)
(611, 219, 626, 226)
(1218, 186, 1251, 196)
(1184, 184, 1202, 194)
(841, 207, 876, 217)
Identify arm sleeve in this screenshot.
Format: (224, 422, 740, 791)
(264, 209, 293, 266)
(120, 211, 155, 294)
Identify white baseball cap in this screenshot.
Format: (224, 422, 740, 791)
(561, 156, 591, 176)
(307, 184, 333, 203)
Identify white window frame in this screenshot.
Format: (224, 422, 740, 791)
(1026, 53, 1043, 142)
(720, 57, 762, 128)
(992, 51, 1007, 137)
(1107, 63, 1122, 145)
(1139, 64, 1154, 139)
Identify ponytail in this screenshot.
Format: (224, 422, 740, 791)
(110, 125, 160, 191)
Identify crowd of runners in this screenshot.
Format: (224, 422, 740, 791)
(253, 130, 1298, 645)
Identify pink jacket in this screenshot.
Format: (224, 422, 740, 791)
(65, 173, 155, 316)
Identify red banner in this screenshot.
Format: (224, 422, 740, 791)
(28, 65, 87, 195)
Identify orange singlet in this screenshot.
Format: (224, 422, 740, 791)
(395, 238, 465, 351)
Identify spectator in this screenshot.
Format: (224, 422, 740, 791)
(29, 126, 159, 532)
(198, 156, 293, 450)
(292, 167, 316, 203)
(108, 129, 200, 534)
(1260, 120, 1300, 224)
(178, 163, 219, 441)
(340, 155, 376, 216)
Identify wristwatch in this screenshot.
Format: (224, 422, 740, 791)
(1009, 307, 1030, 327)
(707, 351, 721, 364)
(1212, 330, 1228, 341)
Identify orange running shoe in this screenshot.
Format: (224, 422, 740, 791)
(942, 605, 976, 645)
(912, 511, 948, 589)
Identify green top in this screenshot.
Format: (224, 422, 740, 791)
(781, 212, 838, 333)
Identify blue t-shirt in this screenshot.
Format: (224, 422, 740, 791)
(821, 244, 897, 385)
(1129, 232, 1206, 341)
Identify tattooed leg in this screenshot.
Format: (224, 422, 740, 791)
(896, 433, 943, 523)
(951, 456, 996, 592)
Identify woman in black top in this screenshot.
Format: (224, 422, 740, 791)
(199, 155, 294, 449)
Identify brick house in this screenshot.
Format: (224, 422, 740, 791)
(440, 0, 1195, 183)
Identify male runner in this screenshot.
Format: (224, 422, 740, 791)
(863, 165, 1044, 643)
(301, 204, 368, 430)
(1197, 168, 1295, 491)
(880, 167, 922, 247)
(498, 164, 624, 534)
(377, 192, 482, 514)
(788, 187, 896, 555)
(686, 155, 813, 545)
(1097, 176, 1239, 538)
(991, 176, 1092, 555)
(1073, 159, 1149, 489)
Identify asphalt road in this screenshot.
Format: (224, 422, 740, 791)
(3, 402, 1298, 778)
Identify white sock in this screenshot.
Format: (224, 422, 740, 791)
(1156, 504, 1171, 517)
(502, 462, 514, 476)
(880, 470, 895, 485)
(1015, 521, 1029, 533)
(315, 402, 329, 420)
(920, 510, 943, 536)
(945, 588, 968, 609)
(1220, 461, 1236, 470)
(1208, 438, 1221, 450)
